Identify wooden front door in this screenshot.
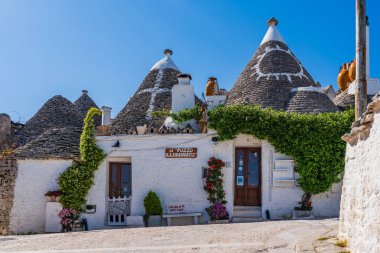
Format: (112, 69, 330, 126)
(234, 148, 261, 206)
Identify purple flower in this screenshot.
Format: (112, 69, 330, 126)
(206, 203, 229, 220)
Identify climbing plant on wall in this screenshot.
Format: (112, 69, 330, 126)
(58, 108, 106, 211)
(204, 157, 229, 220)
(168, 105, 354, 206)
(205, 157, 227, 204)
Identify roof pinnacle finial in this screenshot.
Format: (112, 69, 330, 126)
(267, 17, 278, 26)
(164, 49, 173, 56)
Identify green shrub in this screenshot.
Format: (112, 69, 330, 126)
(143, 191, 163, 216)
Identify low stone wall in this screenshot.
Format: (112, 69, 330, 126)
(0, 159, 17, 235)
(339, 94, 380, 253)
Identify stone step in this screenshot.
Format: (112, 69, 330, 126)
(232, 216, 264, 223)
(233, 210, 262, 218)
(233, 206, 262, 211)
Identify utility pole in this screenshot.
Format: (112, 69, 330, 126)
(355, 0, 367, 120)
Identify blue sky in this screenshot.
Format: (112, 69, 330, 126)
(0, 0, 379, 122)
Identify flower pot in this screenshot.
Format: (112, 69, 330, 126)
(46, 196, 59, 202)
(292, 210, 314, 219)
(147, 215, 162, 227)
(208, 219, 229, 224)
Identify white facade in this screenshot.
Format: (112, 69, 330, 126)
(8, 134, 342, 233)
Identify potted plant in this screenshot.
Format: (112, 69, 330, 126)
(204, 157, 229, 223)
(206, 203, 229, 224)
(45, 190, 62, 202)
(144, 191, 163, 227)
(293, 193, 314, 219)
(58, 208, 82, 232)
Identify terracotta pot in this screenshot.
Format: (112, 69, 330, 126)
(205, 77, 218, 96)
(337, 63, 350, 91)
(46, 196, 59, 202)
(349, 60, 356, 82)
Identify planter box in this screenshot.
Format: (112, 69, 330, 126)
(46, 196, 60, 202)
(208, 219, 229, 224)
(71, 220, 84, 232)
(45, 202, 62, 233)
(292, 210, 314, 219)
(147, 215, 162, 227)
(62, 220, 84, 232)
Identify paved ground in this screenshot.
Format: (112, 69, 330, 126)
(314, 226, 349, 253)
(0, 219, 339, 253)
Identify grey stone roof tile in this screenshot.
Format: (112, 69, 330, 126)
(286, 91, 339, 113)
(74, 90, 101, 126)
(109, 68, 180, 134)
(14, 127, 81, 159)
(15, 95, 83, 147)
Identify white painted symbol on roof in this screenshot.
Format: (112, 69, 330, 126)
(250, 45, 310, 83)
(137, 69, 170, 120)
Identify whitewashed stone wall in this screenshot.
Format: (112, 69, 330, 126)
(9, 159, 72, 234)
(87, 134, 233, 229)
(339, 102, 380, 253)
(8, 133, 342, 233)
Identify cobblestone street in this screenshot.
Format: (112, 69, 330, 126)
(0, 219, 338, 253)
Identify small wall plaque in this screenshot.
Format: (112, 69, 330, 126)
(236, 176, 244, 186)
(85, 205, 96, 213)
(165, 148, 197, 158)
(167, 204, 186, 214)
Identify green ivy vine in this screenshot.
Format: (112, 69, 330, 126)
(58, 108, 106, 211)
(166, 105, 354, 203)
(152, 104, 202, 122)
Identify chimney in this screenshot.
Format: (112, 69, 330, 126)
(205, 77, 219, 96)
(205, 77, 227, 110)
(82, 89, 88, 94)
(177, 73, 192, 85)
(101, 106, 112, 126)
(171, 73, 195, 113)
(0, 113, 11, 141)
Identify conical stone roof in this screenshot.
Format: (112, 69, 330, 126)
(16, 95, 83, 146)
(15, 126, 82, 159)
(74, 90, 101, 126)
(227, 18, 337, 114)
(109, 50, 181, 134)
(287, 89, 339, 113)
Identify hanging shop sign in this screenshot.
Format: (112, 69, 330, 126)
(165, 148, 198, 158)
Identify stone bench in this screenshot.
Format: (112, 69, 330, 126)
(162, 212, 202, 226)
